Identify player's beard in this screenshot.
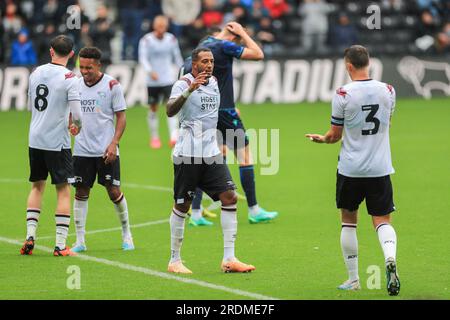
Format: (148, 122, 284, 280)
(197, 66, 212, 79)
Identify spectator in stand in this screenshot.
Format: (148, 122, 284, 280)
(416, 0, 441, 18)
(417, 9, 441, 36)
(10, 28, 37, 66)
(263, 0, 290, 19)
(3, 2, 23, 36)
(415, 10, 441, 52)
(299, 0, 334, 54)
(36, 22, 58, 64)
(255, 16, 278, 56)
(223, 0, 251, 25)
(329, 13, 358, 53)
(118, 0, 146, 60)
(42, 0, 63, 26)
(436, 22, 450, 53)
(88, 4, 115, 65)
(249, 0, 270, 30)
(3, 2, 23, 62)
(202, 0, 224, 28)
(183, 18, 208, 50)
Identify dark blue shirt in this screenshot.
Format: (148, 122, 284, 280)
(182, 36, 244, 110)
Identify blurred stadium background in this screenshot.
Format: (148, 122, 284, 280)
(1, 0, 450, 300)
(1, 0, 449, 110)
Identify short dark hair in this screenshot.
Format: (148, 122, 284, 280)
(79, 47, 102, 61)
(344, 45, 370, 69)
(50, 35, 74, 56)
(191, 47, 212, 62)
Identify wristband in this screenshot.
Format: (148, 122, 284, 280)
(182, 90, 191, 98)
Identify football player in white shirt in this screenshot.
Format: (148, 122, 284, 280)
(306, 45, 400, 296)
(21, 35, 82, 257)
(139, 15, 183, 149)
(71, 47, 134, 252)
(165, 48, 255, 274)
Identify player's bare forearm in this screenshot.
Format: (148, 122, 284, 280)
(68, 100, 82, 135)
(240, 33, 264, 60)
(166, 96, 187, 117)
(306, 126, 343, 144)
(104, 111, 125, 164)
(323, 130, 342, 143)
(112, 111, 126, 145)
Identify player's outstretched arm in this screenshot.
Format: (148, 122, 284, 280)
(306, 125, 343, 144)
(166, 72, 208, 117)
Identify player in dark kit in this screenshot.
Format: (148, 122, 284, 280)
(182, 22, 279, 226)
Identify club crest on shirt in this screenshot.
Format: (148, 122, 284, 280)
(109, 79, 119, 90)
(97, 91, 106, 98)
(65, 72, 76, 79)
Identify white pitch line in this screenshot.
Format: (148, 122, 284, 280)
(0, 178, 24, 184)
(0, 236, 279, 300)
(122, 182, 172, 192)
(36, 218, 169, 240)
(0, 178, 174, 193)
(0, 178, 247, 202)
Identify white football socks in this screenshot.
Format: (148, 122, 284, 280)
(113, 194, 131, 239)
(73, 198, 88, 245)
(248, 204, 260, 217)
(191, 208, 202, 220)
(26, 208, 40, 239)
(341, 224, 359, 281)
(170, 208, 187, 263)
(148, 110, 159, 139)
(376, 223, 397, 262)
(55, 214, 71, 250)
(221, 204, 237, 261)
(167, 115, 178, 142)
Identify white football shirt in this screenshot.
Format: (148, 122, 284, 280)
(332, 79, 396, 177)
(138, 32, 183, 87)
(28, 63, 80, 151)
(73, 73, 126, 157)
(170, 73, 221, 158)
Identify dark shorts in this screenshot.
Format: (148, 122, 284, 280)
(73, 156, 121, 188)
(217, 109, 249, 150)
(173, 156, 236, 203)
(29, 147, 74, 185)
(336, 172, 395, 216)
(147, 85, 172, 105)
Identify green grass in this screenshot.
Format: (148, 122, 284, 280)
(0, 97, 449, 300)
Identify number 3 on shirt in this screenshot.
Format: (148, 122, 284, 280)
(361, 104, 380, 136)
(34, 84, 49, 111)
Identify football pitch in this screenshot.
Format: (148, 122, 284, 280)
(0, 98, 449, 300)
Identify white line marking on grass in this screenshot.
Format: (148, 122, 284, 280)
(36, 218, 169, 240)
(0, 178, 247, 203)
(0, 236, 279, 300)
(0, 178, 24, 184)
(0, 178, 174, 193)
(122, 182, 171, 192)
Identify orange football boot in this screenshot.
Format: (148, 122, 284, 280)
(53, 246, 77, 256)
(20, 236, 35, 255)
(221, 258, 256, 273)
